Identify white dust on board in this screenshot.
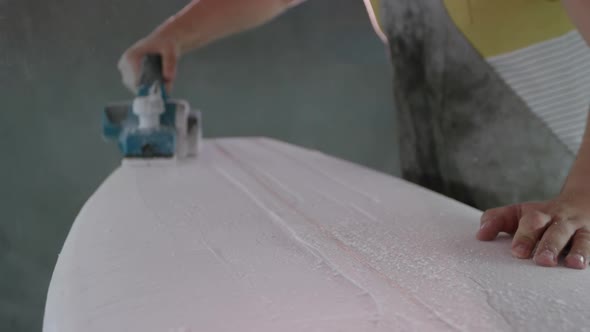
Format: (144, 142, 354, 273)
(214, 166, 383, 322)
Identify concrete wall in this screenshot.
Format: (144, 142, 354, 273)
(0, 0, 397, 330)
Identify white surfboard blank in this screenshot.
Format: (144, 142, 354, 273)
(43, 138, 590, 332)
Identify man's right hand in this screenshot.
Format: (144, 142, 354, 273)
(118, 31, 180, 93)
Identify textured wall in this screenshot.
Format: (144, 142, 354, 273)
(0, 0, 396, 330)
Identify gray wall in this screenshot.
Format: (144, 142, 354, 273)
(0, 0, 397, 330)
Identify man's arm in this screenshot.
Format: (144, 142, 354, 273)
(119, 0, 306, 91)
(561, 0, 590, 192)
(156, 0, 305, 54)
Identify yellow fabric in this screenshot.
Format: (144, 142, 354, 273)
(367, 0, 575, 57)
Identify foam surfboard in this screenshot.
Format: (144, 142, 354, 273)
(43, 138, 590, 331)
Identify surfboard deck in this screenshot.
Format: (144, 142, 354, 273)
(43, 137, 590, 331)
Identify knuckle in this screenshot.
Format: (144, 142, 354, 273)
(520, 211, 549, 231)
(551, 213, 567, 224)
(538, 228, 572, 251)
(166, 42, 175, 51)
(124, 48, 138, 58)
(513, 234, 536, 246)
(572, 239, 590, 257)
(575, 230, 590, 243)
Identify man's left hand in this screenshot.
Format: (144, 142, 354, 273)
(477, 191, 590, 269)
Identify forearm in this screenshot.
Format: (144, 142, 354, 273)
(152, 0, 302, 54)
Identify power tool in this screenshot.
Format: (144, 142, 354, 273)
(102, 54, 201, 163)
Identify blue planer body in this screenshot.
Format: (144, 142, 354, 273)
(102, 55, 201, 160)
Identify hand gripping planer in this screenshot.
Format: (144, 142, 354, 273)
(102, 54, 201, 164)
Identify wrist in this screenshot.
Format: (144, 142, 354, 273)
(561, 150, 590, 194)
(561, 174, 590, 196)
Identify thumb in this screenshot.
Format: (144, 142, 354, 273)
(477, 204, 523, 241)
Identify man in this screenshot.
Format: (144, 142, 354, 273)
(118, 0, 590, 269)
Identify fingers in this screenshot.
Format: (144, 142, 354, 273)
(161, 45, 178, 83)
(117, 35, 179, 93)
(477, 204, 522, 241)
(510, 211, 552, 259)
(160, 46, 178, 94)
(478, 201, 590, 269)
(532, 216, 576, 266)
(565, 229, 590, 269)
